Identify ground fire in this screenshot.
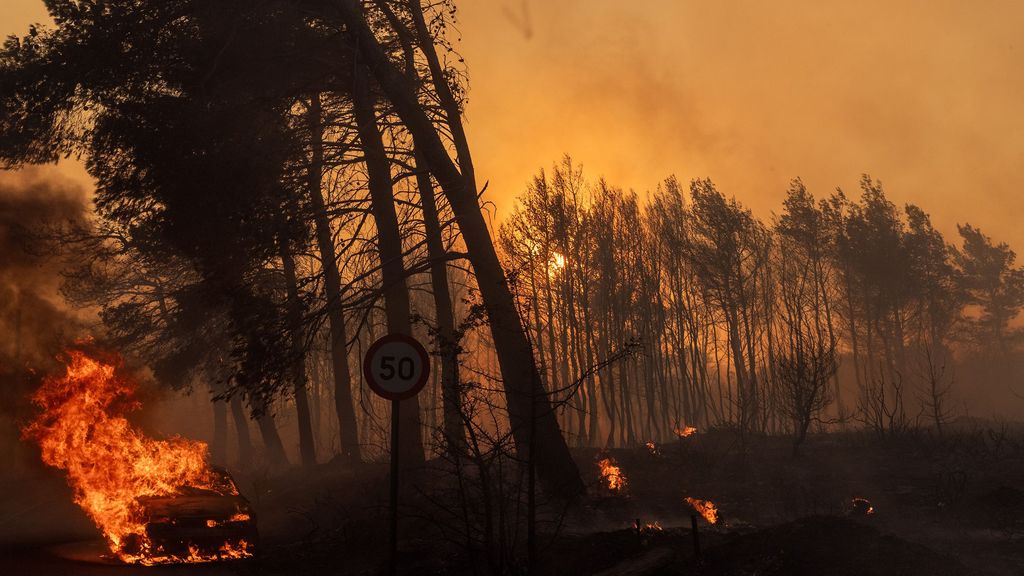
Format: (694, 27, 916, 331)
(21, 349, 256, 565)
(685, 497, 719, 525)
(850, 497, 876, 516)
(674, 425, 698, 438)
(597, 456, 627, 492)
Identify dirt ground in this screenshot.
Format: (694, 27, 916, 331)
(1, 425, 1022, 575)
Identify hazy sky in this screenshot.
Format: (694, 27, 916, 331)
(4, 1, 1024, 248)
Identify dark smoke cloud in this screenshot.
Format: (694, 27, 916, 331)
(0, 167, 92, 472)
(0, 168, 91, 367)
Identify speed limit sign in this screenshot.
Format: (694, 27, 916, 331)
(363, 333, 431, 401)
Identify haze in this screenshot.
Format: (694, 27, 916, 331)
(4, 1, 1023, 246)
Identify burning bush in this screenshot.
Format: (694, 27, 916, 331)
(674, 425, 698, 438)
(685, 496, 719, 525)
(597, 457, 627, 492)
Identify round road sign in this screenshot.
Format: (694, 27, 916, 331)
(362, 333, 431, 401)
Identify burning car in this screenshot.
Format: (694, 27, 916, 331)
(23, 351, 257, 565)
(121, 467, 257, 563)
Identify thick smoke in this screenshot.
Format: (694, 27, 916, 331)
(0, 168, 91, 472)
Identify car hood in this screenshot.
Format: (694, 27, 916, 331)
(138, 494, 252, 521)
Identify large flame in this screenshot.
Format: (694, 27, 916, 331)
(597, 457, 627, 492)
(21, 350, 252, 564)
(685, 497, 719, 524)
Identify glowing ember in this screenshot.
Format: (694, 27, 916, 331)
(850, 497, 875, 516)
(644, 520, 663, 531)
(645, 441, 660, 456)
(685, 497, 719, 524)
(21, 349, 254, 565)
(597, 457, 627, 492)
(674, 425, 698, 438)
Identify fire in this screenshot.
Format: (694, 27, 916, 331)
(21, 350, 253, 565)
(850, 497, 875, 516)
(645, 441, 660, 456)
(685, 497, 719, 524)
(674, 425, 698, 438)
(644, 520, 662, 531)
(597, 457, 627, 492)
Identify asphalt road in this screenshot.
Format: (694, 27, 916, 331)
(0, 471, 244, 576)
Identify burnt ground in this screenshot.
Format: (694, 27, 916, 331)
(1, 425, 1022, 575)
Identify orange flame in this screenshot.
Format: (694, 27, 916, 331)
(21, 350, 252, 565)
(674, 425, 698, 438)
(685, 497, 719, 524)
(644, 441, 660, 455)
(597, 457, 627, 492)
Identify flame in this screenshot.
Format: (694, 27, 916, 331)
(644, 520, 662, 531)
(685, 497, 719, 524)
(645, 441, 660, 455)
(21, 350, 253, 565)
(597, 457, 627, 492)
(851, 497, 875, 516)
(674, 425, 698, 438)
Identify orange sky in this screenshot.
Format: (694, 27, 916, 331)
(4, 1, 1024, 248)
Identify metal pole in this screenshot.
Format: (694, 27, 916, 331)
(690, 513, 701, 560)
(389, 399, 400, 575)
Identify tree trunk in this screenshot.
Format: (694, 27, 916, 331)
(414, 151, 465, 451)
(257, 412, 289, 470)
(352, 63, 424, 469)
(280, 241, 317, 467)
(230, 394, 254, 470)
(306, 95, 361, 461)
(340, 1, 584, 497)
(211, 389, 228, 467)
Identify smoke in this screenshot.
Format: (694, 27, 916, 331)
(460, 1, 1024, 251)
(0, 168, 91, 365)
(0, 167, 93, 473)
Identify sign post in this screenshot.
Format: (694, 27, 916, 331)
(362, 333, 430, 576)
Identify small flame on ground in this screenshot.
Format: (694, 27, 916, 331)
(685, 497, 719, 524)
(22, 349, 253, 565)
(851, 497, 875, 516)
(645, 441, 660, 456)
(597, 457, 627, 492)
(674, 425, 698, 438)
(644, 520, 662, 531)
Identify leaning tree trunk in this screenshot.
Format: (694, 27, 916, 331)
(414, 151, 465, 452)
(257, 412, 289, 470)
(352, 64, 424, 469)
(306, 95, 362, 462)
(338, 0, 584, 497)
(280, 240, 317, 467)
